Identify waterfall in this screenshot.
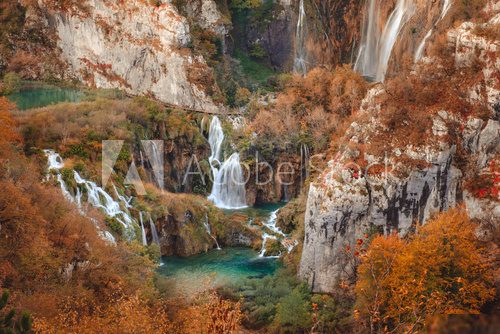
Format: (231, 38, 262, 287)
(209, 153, 247, 209)
(355, 0, 415, 81)
(73, 171, 135, 236)
(259, 233, 278, 258)
(259, 209, 297, 258)
(207, 117, 247, 209)
(263, 210, 285, 237)
(301, 143, 310, 183)
(142, 140, 163, 188)
(414, 0, 453, 62)
(203, 215, 221, 250)
(414, 29, 433, 62)
(44, 150, 117, 244)
(293, 0, 308, 75)
(140, 212, 148, 246)
(208, 116, 224, 178)
(149, 216, 160, 246)
(45, 150, 138, 240)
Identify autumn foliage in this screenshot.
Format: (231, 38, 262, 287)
(355, 209, 495, 333)
(250, 65, 367, 151)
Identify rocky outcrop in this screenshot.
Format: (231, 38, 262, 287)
(300, 102, 499, 293)
(182, 0, 229, 37)
(245, 152, 305, 205)
(299, 15, 500, 292)
(37, 0, 219, 111)
(230, 0, 294, 71)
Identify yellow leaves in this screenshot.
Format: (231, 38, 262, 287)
(355, 208, 496, 332)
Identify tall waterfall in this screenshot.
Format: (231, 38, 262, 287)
(414, 0, 453, 62)
(354, 0, 415, 81)
(293, 0, 308, 75)
(207, 117, 247, 209)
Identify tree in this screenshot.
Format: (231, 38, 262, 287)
(0, 97, 20, 145)
(274, 286, 312, 333)
(0, 73, 21, 95)
(355, 209, 495, 333)
(0, 290, 32, 334)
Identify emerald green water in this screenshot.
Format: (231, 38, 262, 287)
(158, 248, 280, 296)
(157, 203, 287, 296)
(7, 87, 84, 110)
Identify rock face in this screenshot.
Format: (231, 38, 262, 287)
(38, 0, 218, 111)
(299, 14, 500, 292)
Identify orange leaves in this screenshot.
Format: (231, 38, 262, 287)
(173, 290, 242, 334)
(355, 209, 495, 332)
(0, 97, 21, 146)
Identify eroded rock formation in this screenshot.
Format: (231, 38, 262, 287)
(37, 0, 219, 111)
(299, 9, 500, 292)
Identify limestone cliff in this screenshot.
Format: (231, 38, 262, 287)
(36, 0, 220, 111)
(299, 10, 499, 293)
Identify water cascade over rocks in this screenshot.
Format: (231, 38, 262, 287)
(44, 150, 137, 242)
(259, 209, 297, 258)
(293, 0, 308, 75)
(207, 117, 247, 209)
(203, 215, 221, 250)
(354, 0, 415, 81)
(414, 0, 453, 62)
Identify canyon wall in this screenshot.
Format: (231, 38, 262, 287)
(299, 9, 500, 293)
(37, 0, 219, 111)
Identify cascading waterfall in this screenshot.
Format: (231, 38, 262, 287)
(259, 209, 297, 258)
(140, 212, 148, 246)
(149, 216, 160, 246)
(293, 0, 308, 75)
(73, 171, 135, 236)
(203, 215, 221, 250)
(207, 117, 247, 209)
(44, 150, 116, 244)
(44, 149, 138, 241)
(414, 29, 433, 62)
(259, 233, 278, 258)
(414, 0, 452, 62)
(354, 0, 415, 81)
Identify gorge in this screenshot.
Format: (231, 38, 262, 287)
(0, 0, 498, 333)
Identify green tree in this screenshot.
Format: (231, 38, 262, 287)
(0, 290, 32, 334)
(1, 72, 21, 95)
(230, 0, 261, 10)
(274, 285, 312, 333)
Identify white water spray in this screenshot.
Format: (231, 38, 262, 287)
(355, 0, 415, 81)
(294, 0, 308, 75)
(414, 0, 453, 62)
(207, 117, 247, 209)
(149, 216, 160, 246)
(44, 150, 117, 244)
(259, 209, 297, 258)
(203, 215, 221, 250)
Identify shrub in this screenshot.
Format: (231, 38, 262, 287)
(1, 72, 22, 95)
